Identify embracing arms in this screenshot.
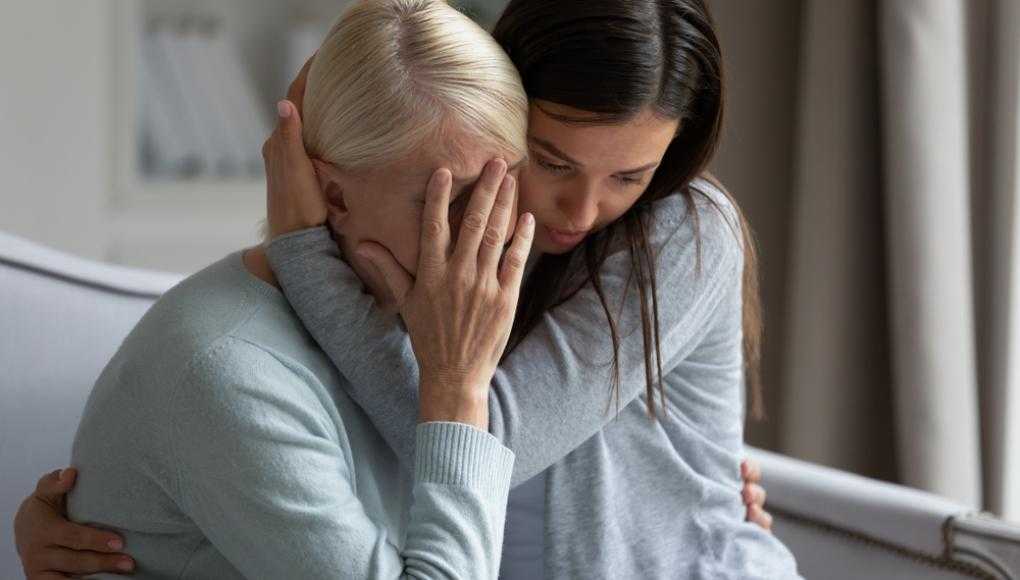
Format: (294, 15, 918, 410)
(266, 191, 743, 485)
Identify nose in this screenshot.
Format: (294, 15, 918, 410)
(555, 179, 599, 230)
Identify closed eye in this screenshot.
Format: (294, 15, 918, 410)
(535, 156, 571, 175)
(614, 175, 644, 185)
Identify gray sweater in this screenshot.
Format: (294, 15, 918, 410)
(266, 179, 802, 579)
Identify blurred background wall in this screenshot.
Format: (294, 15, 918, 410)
(0, 0, 804, 276)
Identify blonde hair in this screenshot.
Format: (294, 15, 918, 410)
(302, 0, 528, 168)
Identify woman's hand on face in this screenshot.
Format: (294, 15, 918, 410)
(262, 96, 328, 239)
(741, 458, 773, 532)
(263, 53, 327, 240)
(14, 468, 135, 578)
(358, 159, 535, 430)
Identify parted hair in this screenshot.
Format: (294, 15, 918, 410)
(302, 0, 529, 169)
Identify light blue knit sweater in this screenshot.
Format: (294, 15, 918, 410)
(67, 252, 515, 579)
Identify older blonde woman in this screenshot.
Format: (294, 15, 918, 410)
(16, 1, 532, 578)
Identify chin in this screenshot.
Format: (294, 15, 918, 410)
(533, 229, 584, 256)
(539, 245, 572, 256)
(533, 238, 570, 256)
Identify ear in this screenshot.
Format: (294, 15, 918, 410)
(311, 158, 350, 228)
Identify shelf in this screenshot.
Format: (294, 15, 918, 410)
(103, 0, 511, 273)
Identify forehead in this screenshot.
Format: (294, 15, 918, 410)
(528, 101, 680, 168)
(367, 131, 520, 192)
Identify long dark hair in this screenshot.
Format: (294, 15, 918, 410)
(492, 0, 765, 420)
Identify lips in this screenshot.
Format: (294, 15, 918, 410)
(544, 225, 590, 248)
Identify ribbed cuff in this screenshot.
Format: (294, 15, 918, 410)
(415, 422, 514, 496)
(266, 226, 335, 267)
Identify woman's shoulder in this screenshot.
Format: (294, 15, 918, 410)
(645, 174, 744, 259)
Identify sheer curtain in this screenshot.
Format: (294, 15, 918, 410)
(779, 0, 1019, 521)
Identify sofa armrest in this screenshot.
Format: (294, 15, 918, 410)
(748, 447, 1020, 579)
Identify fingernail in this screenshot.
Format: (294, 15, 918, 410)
(117, 558, 134, 571)
(277, 100, 291, 118)
(432, 168, 451, 187)
(108, 538, 124, 550)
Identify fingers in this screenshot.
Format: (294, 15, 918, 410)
(17, 473, 132, 579)
(56, 520, 127, 554)
(453, 159, 508, 265)
(742, 478, 772, 533)
(357, 242, 415, 307)
(275, 100, 304, 148)
(34, 469, 75, 502)
(477, 174, 517, 275)
(498, 213, 535, 292)
(746, 503, 774, 532)
(265, 99, 308, 168)
(263, 98, 327, 239)
(742, 483, 767, 509)
(25, 572, 70, 580)
(286, 52, 316, 118)
(39, 547, 135, 576)
(741, 458, 762, 484)
(417, 169, 453, 281)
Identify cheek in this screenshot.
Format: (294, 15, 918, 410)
(516, 170, 552, 216)
(388, 219, 422, 274)
(354, 204, 422, 275)
(599, 192, 641, 224)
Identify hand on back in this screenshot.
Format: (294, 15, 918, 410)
(14, 468, 134, 578)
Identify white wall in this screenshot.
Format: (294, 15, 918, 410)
(0, 0, 115, 262)
(0, 1, 276, 275)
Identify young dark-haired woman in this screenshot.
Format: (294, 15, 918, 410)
(14, 0, 798, 578)
(258, 1, 798, 577)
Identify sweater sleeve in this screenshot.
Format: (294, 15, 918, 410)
(266, 186, 744, 486)
(168, 338, 514, 580)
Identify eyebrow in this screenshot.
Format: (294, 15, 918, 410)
(617, 161, 660, 175)
(529, 136, 659, 176)
(529, 137, 582, 166)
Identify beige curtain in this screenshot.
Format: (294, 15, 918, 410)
(982, 0, 1020, 521)
(780, 0, 1019, 520)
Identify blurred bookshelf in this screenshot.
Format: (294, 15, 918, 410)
(106, 0, 509, 273)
